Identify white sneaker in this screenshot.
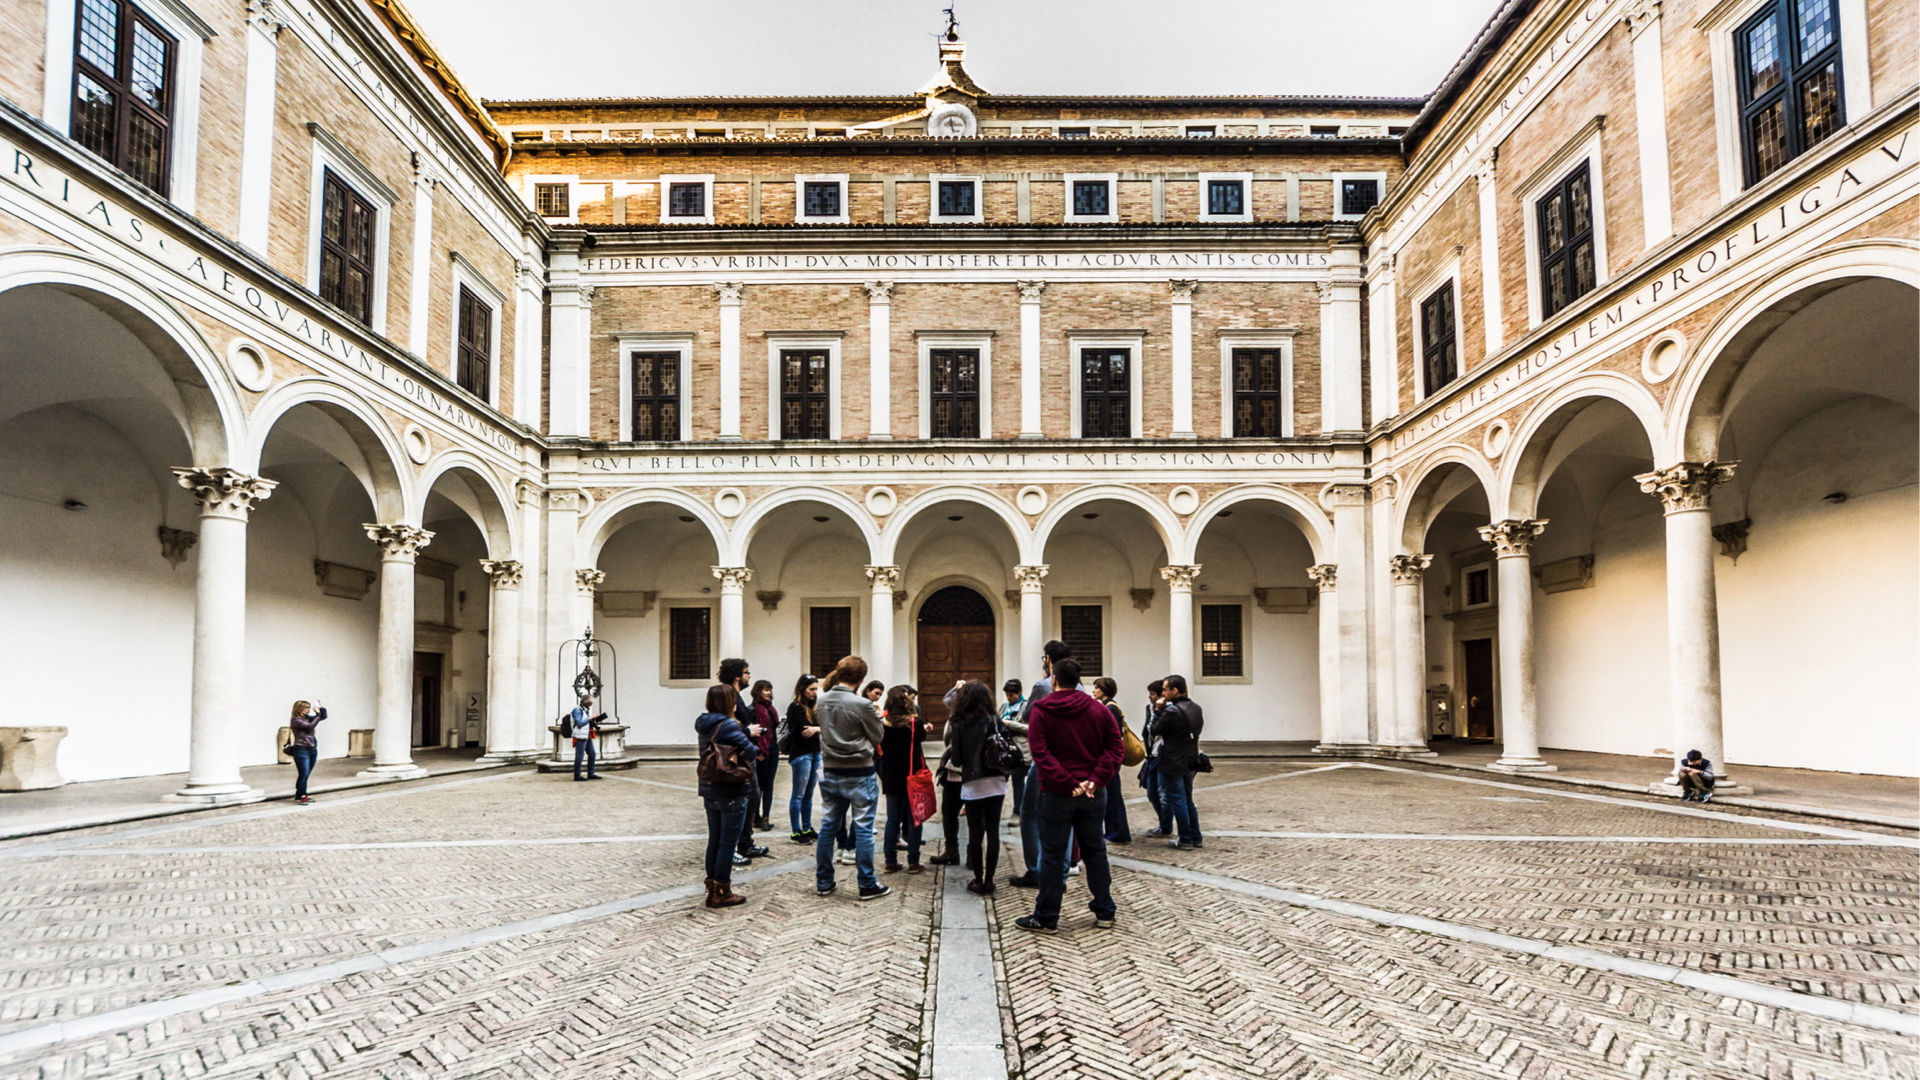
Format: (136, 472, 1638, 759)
(836, 849, 854, 865)
(1067, 864, 1081, 876)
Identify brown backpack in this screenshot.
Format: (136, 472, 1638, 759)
(697, 725, 754, 785)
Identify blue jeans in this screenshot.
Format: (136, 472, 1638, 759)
(289, 746, 317, 798)
(704, 795, 749, 884)
(573, 738, 597, 779)
(1160, 766, 1201, 844)
(1018, 763, 1041, 872)
(1103, 774, 1131, 842)
(1032, 791, 1115, 927)
(1009, 765, 1026, 817)
(1140, 758, 1167, 829)
(884, 791, 922, 866)
(816, 770, 879, 890)
(788, 753, 820, 832)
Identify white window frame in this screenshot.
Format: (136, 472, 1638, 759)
(42, 0, 210, 212)
(660, 174, 715, 225)
(1198, 172, 1254, 223)
(305, 126, 396, 335)
(800, 598, 862, 678)
(1050, 597, 1113, 679)
(1193, 597, 1253, 686)
(1459, 559, 1495, 612)
(659, 599, 719, 688)
(794, 173, 849, 224)
(1217, 329, 1297, 438)
(447, 251, 505, 405)
(915, 331, 994, 439)
(766, 333, 843, 441)
(1407, 252, 1465, 404)
(1331, 171, 1388, 221)
(929, 173, 984, 223)
(1064, 172, 1119, 223)
(1516, 118, 1611, 329)
(525, 173, 579, 224)
(1184, 125, 1217, 138)
(614, 331, 694, 442)
(1067, 332, 1145, 439)
(1699, 0, 1870, 202)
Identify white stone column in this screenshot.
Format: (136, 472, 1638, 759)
(1325, 483, 1373, 749)
(1476, 152, 1504, 353)
(477, 560, 532, 762)
(1367, 256, 1399, 427)
(865, 565, 901, 684)
(1014, 564, 1049, 687)
(713, 566, 752, 660)
(1017, 281, 1045, 438)
(545, 242, 587, 437)
(512, 259, 544, 428)
(1628, 0, 1675, 248)
(1322, 246, 1365, 432)
(541, 482, 582, 726)
(1638, 462, 1745, 791)
(865, 282, 894, 439)
(1307, 564, 1342, 751)
(717, 282, 744, 440)
(574, 568, 605, 640)
(1387, 554, 1436, 755)
(236, 2, 282, 254)
(406, 170, 436, 358)
(1479, 519, 1554, 772)
(167, 468, 276, 803)
(1169, 280, 1197, 438)
(1160, 565, 1201, 677)
(360, 524, 434, 779)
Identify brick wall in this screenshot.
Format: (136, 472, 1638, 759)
(1393, 180, 1483, 410)
(0, 0, 44, 131)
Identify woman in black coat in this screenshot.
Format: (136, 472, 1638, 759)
(696, 683, 757, 909)
(944, 680, 1011, 894)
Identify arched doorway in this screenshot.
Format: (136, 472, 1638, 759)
(916, 585, 995, 730)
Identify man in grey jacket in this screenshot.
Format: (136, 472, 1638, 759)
(813, 655, 890, 900)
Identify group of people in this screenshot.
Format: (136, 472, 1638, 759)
(689, 639, 1209, 933)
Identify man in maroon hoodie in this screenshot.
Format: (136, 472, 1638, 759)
(1016, 657, 1124, 934)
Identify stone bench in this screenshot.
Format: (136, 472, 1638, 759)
(0, 726, 67, 791)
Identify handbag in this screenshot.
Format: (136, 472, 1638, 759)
(1120, 722, 1146, 768)
(984, 716, 1026, 775)
(696, 725, 754, 785)
(1194, 750, 1214, 774)
(906, 738, 938, 827)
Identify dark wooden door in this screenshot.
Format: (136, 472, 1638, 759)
(1462, 638, 1495, 740)
(412, 651, 443, 747)
(916, 586, 997, 733)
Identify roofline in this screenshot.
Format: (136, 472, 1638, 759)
(484, 94, 1426, 111)
(363, 0, 511, 164)
(1399, 0, 1538, 154)
(505, 134, 1406, 156)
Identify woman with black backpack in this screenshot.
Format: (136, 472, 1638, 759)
(696, 683, 758, 909)
(944, 680, 1013, 895)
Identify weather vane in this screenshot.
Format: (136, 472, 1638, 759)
(943, 4, 959, 41)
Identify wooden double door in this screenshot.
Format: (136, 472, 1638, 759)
(915, 585, 997, 732)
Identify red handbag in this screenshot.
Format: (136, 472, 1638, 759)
(906, 737, 938, 827)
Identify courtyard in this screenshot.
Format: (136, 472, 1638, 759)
(1, 760, 1913, 1079)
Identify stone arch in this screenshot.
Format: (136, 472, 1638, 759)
(1033, 484, 1186, 565)
(1502, 372, 1665, 519)
(1185, 483, 1332, 564)
(413, 450, 518, 559)
(245, 378, 412, 522)
(878, 484, 1034, 565)
(1395, 445, 1500, 554)
(579, 487, 729, 568)
(725, 484, 878, 566)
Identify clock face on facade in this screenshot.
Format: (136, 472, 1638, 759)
(928, 101, 976, 137)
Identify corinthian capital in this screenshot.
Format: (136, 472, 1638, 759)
(1478, 518, 1549, 557)
(174, 467, 277, 521)
(1306, 564, 1338, 591)
(711, 565, 754, 590)
(1636, 462, 1738, 514)
(863, 280, 895, 303)
(480, 559, 524, 589)
(714, 281, 745, 305)
(1168, 279, 1198, 302)
(1013, 564, 1050, 590)
(1388, 553, 1433, 585)
(576, 568, 606, 595)
(1015, 280, 1047, 302)
(864, 565, 901, 590)
(1625, 0, 1662, 38)
(365, 524, 434, 561)
(1159, 564, 1203, 590)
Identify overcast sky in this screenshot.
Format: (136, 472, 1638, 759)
(403, 0, 1499, 102)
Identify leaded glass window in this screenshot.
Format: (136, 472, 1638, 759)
(456, 286, 491, 401)
(1738, 0, 1845, 186)
(1421, 283, 1458, 397)
(71, 0, 175, 195)
(1200, 604, 1243, 678)
(318, 169, 376, 325)
(780, 349, 831, 440)
(803, 181, 841, 218)
(630, 351, 680, 441)
(669, 608, 710, 681)
(928, 349, 981, 438)
(937, 180, 976, 217)
(1060, 605, 1103, 677)
(808, 607, 852, 679)
(1080, 349, 1131, 438)
(667, 181, 706, 218)
(1231, 348, 1285, 437)
(1072, 180, 1110, 216)
(1537, 161, 1596, 319)
(1208, 179, 1245, 216)
(534, 183, 569, 217)
(1341, 178, 1381, 216)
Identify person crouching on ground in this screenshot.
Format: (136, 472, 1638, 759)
(1017, 657, 1122, 934)
(880, 684, 929, 874)
(1678, 749, 1717, 803)
(813, 656, 891, 901)
(696, 683, 758, 909)
(946, 680, 1012, 895)
(288, 700, 326, 804)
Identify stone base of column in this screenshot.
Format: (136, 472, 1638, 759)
(1374, 744, 1439, 760)
(1310, 742, 1377, 758)
(356, 762, 430, 780)
(477, 749, 547, 764)
(162, 785, 267, 806)
(1647, 776, 1753, 797)
(1488, 756, 1558, 774)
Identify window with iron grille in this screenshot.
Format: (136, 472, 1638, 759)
(70, 0, 175, 195)
(667, 181, 705, 217)
(808, 606, 852, 679)
(318, 169, 376, 325)
(668, 608, 711, 681)
(802, 181, 841, 217)
(1738, 0, 1844, 186)
(534, 183, 568, 217)
(928, 349, 981, 438)
(1230, 348, 1285, 437)
(1059, 605, 1103, 676)
(456, 286, 491, 401)
(1185, 126, 1216, 137)
(1537, 162, 1596, 319)
(1080, 348, 1131, 437)
(629, 351, 680, 441)
(1310, 125, 1339, 138)
(937, 180, 976, 217)
(1059, 127, 1090, 138)
(1420, 283, 1458, 397)
(1072, 180, 1110, 216)
(1200, 604, 1243, 677)
(1340, 178, 1380, 216)
(780, 349, 831, 439)
(1207, 179, 1245, 216)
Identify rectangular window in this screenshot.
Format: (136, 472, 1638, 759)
(1464, 567, 1492, 608)
(1420, 283, 1458, 397)
(1185, 126, 1216, 137)
(1230, 347, 1285, 437)
(808, 606, 852, 679)
(779, 349, 831, 439)
(630, 351, 681, 441)
(1072, 179, 1110, 216)
(534, 183, 569, 217)
(1059, 605, 1103, 677)
(318, 168, 377, 325)
(803, 180, 841, 217)
(668, 607, 711, 681)
(1207, 179, 1245, 216)
(667, 181, 706, 217)
(1340, 178, 1381, 216)
(928, 349, 981, 438)
(1310, 125, 1340, 138)
(1537, 162, 1597, 319)
(1738, 0, 1844, 185)
(455, 286, 491, 401)
(1079, 348, 1131, 438)
(71, 0, 175, 195)
(1058, 127, 1090, 138)
(937, 179, 976, 217)
(1200, 604, 1243, 678)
